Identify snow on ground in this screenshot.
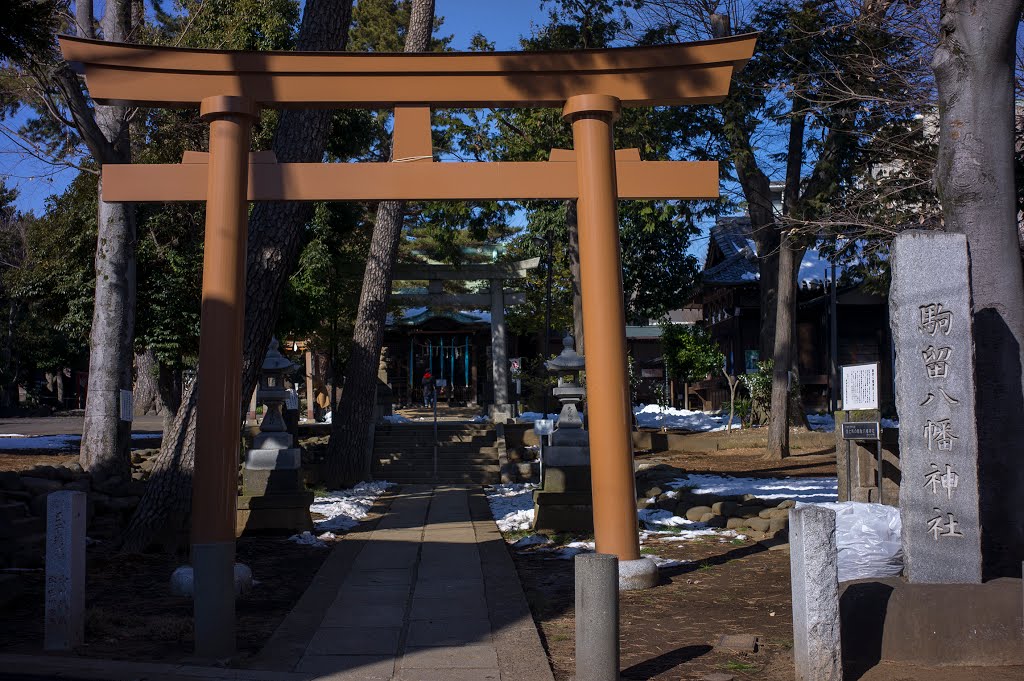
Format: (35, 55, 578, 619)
(484, 482, 537, 531)
(0, 433, 162, 450)
(308, 480, 395, 533)
(517, 412, 560, 423)
(484, 483, 725, 567)
(806, 413, 899, 433)
(633, 404, 740, 432)
(667, 473, 838, 504)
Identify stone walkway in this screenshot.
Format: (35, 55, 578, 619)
(256, 484, 554, 681)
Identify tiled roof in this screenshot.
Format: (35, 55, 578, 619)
(703, 218, 758, 285)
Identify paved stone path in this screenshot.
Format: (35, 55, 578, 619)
(261, 484, 554, 681)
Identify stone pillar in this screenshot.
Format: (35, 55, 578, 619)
(489, 278, 512, 421)
(789, 505, 842, 681)
(247, 388, 257, 423)
(45, 491, 85, 651)
(891, 232, 982, 584)
(575, 553, 619, 681)
(304, 349, 314, 422)
(191, 94, 257, 658)
(564, 94, 655, 590)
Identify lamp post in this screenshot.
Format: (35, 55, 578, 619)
(533, 233, 555, 418)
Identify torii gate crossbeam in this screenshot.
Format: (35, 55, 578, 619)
(60, 33, 757, 658)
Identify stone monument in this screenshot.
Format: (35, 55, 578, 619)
(44, 491, 85, 651)
(890, 231, 982, 583)
(236, 339, 314, 534)
(788, 505, 842, 681)
(533, 336, 594, 532)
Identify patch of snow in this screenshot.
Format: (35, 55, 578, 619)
(288, 531, 330, 548)
(511, 534, 552, 549)
(382, 414, 411, 424)
(484, 482, 537, 532)
(517, 412, 560, 423)
(667, 473, 838, 504)
(633, 404, 740, 432)
(647, 554, 689, 568)
(323, 411, 332, 424)
(0, 434, 80, 450)
(310, 481, 394, 532)
(806, 413, 899, 433)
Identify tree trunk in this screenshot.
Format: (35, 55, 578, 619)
(766, 234, 800, 459)
(120, 0, 355, 553)
(323, 0, 436, 488)
(566, 199, 585, 354)
(79, 0, 136, 484)
(133, 348, 162, 416)
(933, 0, 1024, 579)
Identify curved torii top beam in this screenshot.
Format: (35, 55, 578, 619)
(58, 34, 757, 109)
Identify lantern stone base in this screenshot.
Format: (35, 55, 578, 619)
(236, 491, 313, 536)
(532, 442, 594, 533)
(532, 490, 594, 532)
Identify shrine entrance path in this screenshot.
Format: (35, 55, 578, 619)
(253, 484, 554, 681)
(393, 406, 485, 422)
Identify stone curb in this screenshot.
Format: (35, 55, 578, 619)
(468, 488, 556, 681)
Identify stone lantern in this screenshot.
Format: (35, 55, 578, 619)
(545, 335, 587, 443)
(533, 335, 593, 532)
(257, 338, 295, 439)
(237, 338, 313, 534)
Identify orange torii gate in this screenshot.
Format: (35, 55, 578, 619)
(61, 34, 756, 656)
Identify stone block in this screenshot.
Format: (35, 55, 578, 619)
(736, 505, 765, 518)
(45, 491, 86, 651)
(712, 501, 738, 516)
(542, 466, 592, 493)
(705, 515, 727, 529)
(789, 505, 841, 681)
(746, 518, 770, 532)
(242, 468, 303, 496)
(890, 231, 982, 584)
(544, 446, 590, 467)
(685, 506, 712, 521)
(244, 448, 301, 470)
(253, 431, 294, 450)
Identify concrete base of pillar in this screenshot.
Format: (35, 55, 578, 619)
(192, 541, 236, 659)
(618, 557, 658, 591)
(489, 403, 514, 423)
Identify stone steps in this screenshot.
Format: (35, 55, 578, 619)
(372, 422, 499, 485)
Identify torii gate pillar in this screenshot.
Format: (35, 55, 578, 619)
(565, 94, 656, 589)
(191, 95, 258, 657)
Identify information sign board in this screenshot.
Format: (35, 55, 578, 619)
(841, 362, 879, 411)
(841, 421, 880, 441)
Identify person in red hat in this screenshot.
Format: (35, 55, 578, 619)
(421, 370, 435, 408)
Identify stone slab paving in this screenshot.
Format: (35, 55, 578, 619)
(291, 484, 553, 681)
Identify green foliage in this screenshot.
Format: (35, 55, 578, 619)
(1, 175, 97, 385)
(739, 360, 774, 426)
(0, 0, 58, 61)
(661, 324, 724, 384)
(516, 355, 559, 413)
